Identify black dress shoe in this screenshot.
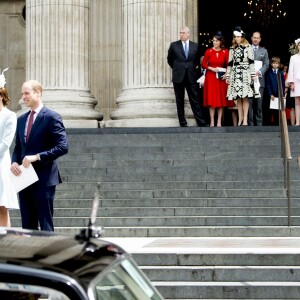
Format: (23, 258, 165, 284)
(180, 124, 188, 127)
(198, 122, 209, 127)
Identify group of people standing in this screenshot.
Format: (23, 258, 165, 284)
(0, 77, 68, 230)
(168, 25, 300, 127)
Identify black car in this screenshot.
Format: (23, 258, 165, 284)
(0, 192, 164, 300)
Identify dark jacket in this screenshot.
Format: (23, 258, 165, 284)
(265, 68, 285, 98)
(167, 40, 200, 83)
(12, 106, 68, 187)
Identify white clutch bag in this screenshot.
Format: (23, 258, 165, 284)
(197, 74, 205, 87)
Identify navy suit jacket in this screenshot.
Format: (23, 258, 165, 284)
(265, 69, 285, 98)
(12, 106, 68, 187)
(167, 40, 200, 83)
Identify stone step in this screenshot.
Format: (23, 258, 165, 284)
(59, 158, 285, 168)
(10, 207, 299, 218)
(45, 198, 300, 208)
(19, 197, 299, 207)
(154, 281, 300, 299)
(11, 216, 298, 227)
(54, 188, 290, 199)
(110, 233, 300, 299)
(66, 135, 299, 144)
(50, 226, 300, 237)
(142, 266, 300, 282)
(58, 165, 288, 176)
(60, 172, 296, 182)
(56, 180, 291, 190)
(64, 134, 291, 144)
(59, 150, 283, 160)
(133, 252, 300, 267)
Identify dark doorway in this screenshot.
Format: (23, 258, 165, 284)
(198, 0, 297, 65)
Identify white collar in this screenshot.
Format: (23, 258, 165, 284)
(31, 103, 44, 115)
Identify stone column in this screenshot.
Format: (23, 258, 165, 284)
(21, 0, 102, 128)
(105, 0, 197, 127)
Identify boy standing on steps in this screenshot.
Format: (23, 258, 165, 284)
(265, 56, 285, 125)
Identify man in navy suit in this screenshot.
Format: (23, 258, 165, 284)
(167, 26, 208, 127)
(11, 80, 68, 231)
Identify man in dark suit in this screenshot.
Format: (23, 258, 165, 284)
(167, 26, 208, 127)
(248, 31, 269, 126)
(11, 80, 68, 231)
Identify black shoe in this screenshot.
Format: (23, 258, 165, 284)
(180, 124, 188, 127)
(198, 122, 209, 127)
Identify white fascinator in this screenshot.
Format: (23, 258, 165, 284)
(0, 68, 9, 88)
(289, 39, 300, 55)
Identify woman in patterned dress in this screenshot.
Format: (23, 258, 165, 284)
(226, 27, 256, 126)
(202, 31, 229, 127)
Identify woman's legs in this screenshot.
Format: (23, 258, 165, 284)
(232, 110, 238, 126)
(0, 206, 10, 227)
(295, 97, 300, 125)
(242, 98, 249, 125)
(217, 108, 223, 127)
(209, 107, 215, 127)
(289, 108, 296, 126)
(237, 99, 243, 126)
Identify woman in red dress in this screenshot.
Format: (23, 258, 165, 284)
(202, 31, 230, 127)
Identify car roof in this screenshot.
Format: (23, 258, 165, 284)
(0, 227, 126, 282)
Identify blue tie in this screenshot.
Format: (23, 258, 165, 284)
(184, 42, 188, 58)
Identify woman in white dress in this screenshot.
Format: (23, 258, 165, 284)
(287, 38, 300, 126)
(0, 85, 18, 227)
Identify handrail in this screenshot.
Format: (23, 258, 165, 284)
(277, 73, 292, 226)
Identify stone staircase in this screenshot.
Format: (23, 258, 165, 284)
(10, 126, 300, 299)
(134, 244, 300, 299)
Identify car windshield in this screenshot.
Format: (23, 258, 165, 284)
(89, 257, 163, 300)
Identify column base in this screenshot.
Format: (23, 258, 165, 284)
(109, 88, 196, 127)
(103, 118, 197, 128)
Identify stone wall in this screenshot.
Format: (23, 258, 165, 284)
(0, 0, 25, 112)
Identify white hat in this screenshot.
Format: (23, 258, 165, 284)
(233, 26, 245, 37)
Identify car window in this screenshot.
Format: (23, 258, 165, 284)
(90, 257, 163, 300)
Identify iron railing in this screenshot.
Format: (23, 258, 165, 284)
(277, 73, 292, 226)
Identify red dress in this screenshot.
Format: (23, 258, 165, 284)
(202, 48, 230, 108)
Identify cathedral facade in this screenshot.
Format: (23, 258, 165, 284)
(0, 0, 198, 127)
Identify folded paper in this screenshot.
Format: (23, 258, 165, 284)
(9, 164, 39, 193)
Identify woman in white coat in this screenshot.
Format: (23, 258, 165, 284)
(0, 85, 18, 227)
(287, 38, 300, 126)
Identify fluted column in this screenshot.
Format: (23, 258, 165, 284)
(105, 0, 196, 127)
(21, 0, 102, 128)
